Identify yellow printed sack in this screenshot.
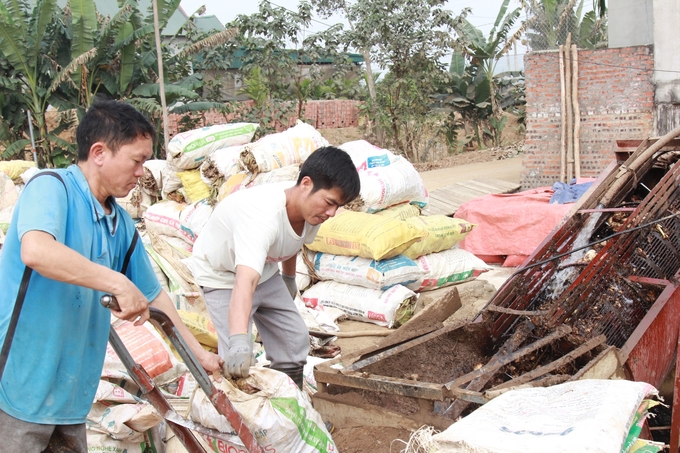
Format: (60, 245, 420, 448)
(373, 202, 421, 220)
(176, 169, 211, 203)
(401, 215, 476, 259)
(178, 310, 218, 352)
(0, 160, 35, 182)
(307, 211, 426, 261)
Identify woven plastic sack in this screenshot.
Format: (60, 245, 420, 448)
(401, 215, 477, 259)
(176, 169, 211, 203)
(406, 248, 491, 292)
(190, 367, 336, 453)
(0, 159, 35, 182)
(349, 156, 428, 213)
(167, 123, 257, 170)
(239, 121, 328, 174)
(143, 199, 213, 245)
(339, 140, 397, 170)
(374, 202, 422, 220)
(307, 210, 426, 261)
(302, 281, 417, 328)
(430, 379, 658, 453)
(311, 252, 425, 290)
(199, 145, 243, 186)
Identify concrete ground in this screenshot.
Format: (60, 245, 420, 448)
(419, 156, 523, 191)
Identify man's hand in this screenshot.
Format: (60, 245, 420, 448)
(282, 273, 297, 299)
(224, 333, 254, 378)
(196, 349, 223, 375)
(111, 281, 151, 326)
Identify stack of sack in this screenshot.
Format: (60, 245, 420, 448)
(137, 121, 328, 249)
(299, 140, 491, 329)
(0, 160, 37, 237)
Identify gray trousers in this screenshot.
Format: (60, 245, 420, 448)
(0, 407, 87, 453)
(202, 271, 309, 369)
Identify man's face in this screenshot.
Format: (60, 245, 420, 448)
(100, 136, 153, 199)
(300, 180, 345, 225)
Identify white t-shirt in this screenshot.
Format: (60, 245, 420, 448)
(191, 182, 320, 288)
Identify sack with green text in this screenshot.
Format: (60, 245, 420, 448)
(190, 367, 336, 453)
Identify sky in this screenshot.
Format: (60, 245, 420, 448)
(178, 0, 528, 72)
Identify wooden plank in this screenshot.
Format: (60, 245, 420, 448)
(312, 392, 422, 430)
(471, 179, 521, 193)
(376, 287, 462, 351)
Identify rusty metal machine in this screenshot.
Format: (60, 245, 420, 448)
(314, 129, 680, 445)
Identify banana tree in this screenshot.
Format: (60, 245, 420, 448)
(0, 0, 95, 166)
(520, 0, 608, 51)
(447, 0, 522, 147)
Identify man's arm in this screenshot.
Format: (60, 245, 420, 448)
(228, 265, 260, 334)
(21, 230, 149, 325)
(280, 255, 298, 299)
(281, 255, 296, 277)
(149, 291, 222, 373)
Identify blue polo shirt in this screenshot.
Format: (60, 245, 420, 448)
(0, 165, 161, 424)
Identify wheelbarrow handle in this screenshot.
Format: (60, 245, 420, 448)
(99, 295, 213, 385)
(100, 294, 266, 453)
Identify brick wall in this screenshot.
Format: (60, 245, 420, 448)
(167, 99, 361, 138)
(521, 46, 655, 189)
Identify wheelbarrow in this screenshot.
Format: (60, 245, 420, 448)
(101, 295, 265, 453)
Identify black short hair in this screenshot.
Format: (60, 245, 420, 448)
(297, 146, 360, 204)
(76, 100, 156, 161)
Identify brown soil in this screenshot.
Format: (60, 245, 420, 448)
(331, 426, 412, 453)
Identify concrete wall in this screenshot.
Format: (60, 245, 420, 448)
(652, 0, 680, 134)
(608, 0, 654, 48)
(521, 46, 655, 189)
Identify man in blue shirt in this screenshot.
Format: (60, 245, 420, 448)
(0, 100, 221, 452)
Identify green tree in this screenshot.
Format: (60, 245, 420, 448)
(0, 0, 95, 165)
(520, 0, 608, 51)
(313, 0, 464, 160)
(217, 1, 356, 136)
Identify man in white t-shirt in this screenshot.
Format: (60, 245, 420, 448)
(191, 146, 360, 388)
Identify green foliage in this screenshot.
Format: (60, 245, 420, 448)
(435, 0, 524, 150)
(312, 0, 464, 160)
(521, 0, 608, 51)
(0, 0, 235, 163)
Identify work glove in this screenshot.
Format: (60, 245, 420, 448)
(224, 333, 255, 378)
(282, 273, 298, 299)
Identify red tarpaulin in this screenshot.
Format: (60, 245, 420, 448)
(454, 187, 573, 267)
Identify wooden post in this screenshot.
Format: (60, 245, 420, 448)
(152, 0, 169, 151)
(559, 45, 567, 183)
(564, 33, 573, 182)
(572, 44, 581, 179)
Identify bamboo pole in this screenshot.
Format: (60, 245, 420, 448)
(572, 44, 581, 179)
(152, 0, 170, 151)
(564, 33, 574, 182)
(559, 45, 567, 183)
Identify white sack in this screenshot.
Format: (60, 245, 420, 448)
(311, 252, 425, 290)
(339, 139, 397, 170)
(407, 248, 491, 292)
(239, 121, 328, 174)
(190, 367, 336, 453)
(430, 379, 657, 453)
(167, 123, 257, 170)
(302, 281, 416, 328)
(355, 156, 428, 213)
